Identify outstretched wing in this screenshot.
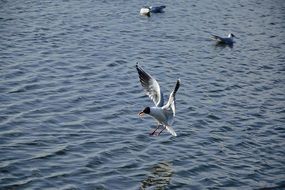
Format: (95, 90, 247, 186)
(136, 63, 164, 107)
(162, 79, 180, 116)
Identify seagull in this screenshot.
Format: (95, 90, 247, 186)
(140, 5, 166, 16)
(136, 63, 180, 137)
(211, 33, 237, 45)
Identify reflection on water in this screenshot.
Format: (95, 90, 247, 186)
(140, 161, 173, 190)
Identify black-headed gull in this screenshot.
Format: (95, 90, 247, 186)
(140, 5, 166, 16)
(211, 33, 236, 45)
(136, 63, 180, 137)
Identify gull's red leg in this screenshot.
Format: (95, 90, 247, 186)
(158, 126, 166, 135)
(150, 124, 161, 136)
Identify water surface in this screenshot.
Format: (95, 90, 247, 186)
(0, 0, 285, 189)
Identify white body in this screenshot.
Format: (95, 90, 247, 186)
(140, 7, 150, 15)
(212, 33, 236, 44)
(148, 107, 176, 136)
(149, 107, 173, 126)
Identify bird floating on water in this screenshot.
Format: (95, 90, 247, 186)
(211, 33, 237, 45)
(136, 63, 180, 137)
(140, 5, 166, 16)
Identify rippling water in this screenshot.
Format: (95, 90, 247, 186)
(1, 0, 285, 189)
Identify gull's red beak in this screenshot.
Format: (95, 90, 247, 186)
(138, 111, 144, 117)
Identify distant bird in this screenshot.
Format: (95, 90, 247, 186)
(211, 33, 237, 45)
(136, 63, 180, 137)
(140, 5, 166, 16)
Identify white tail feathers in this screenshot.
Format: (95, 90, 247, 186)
(166, 126, 177, 136)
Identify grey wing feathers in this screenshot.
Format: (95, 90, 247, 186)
(211, 34, 223, 41)
(136, 63, 164, 107)
(150, 6, 166, 13)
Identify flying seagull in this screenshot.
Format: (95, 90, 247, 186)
(211, 33, 237, 45)
(136, 63, 180, 136)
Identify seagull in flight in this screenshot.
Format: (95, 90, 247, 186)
(136, 63, 180, 136)
(211, 33, 237, 45)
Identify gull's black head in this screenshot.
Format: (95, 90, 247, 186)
(138, 107, 150, 116)
(143, 107, 150, 114)
(229, 33, 235, 38)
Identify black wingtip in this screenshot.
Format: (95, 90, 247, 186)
(211, 34, 221, 41)
(174, 79, 180, 93)
(136, 63, 147, 81)
(136, 62, 141, 72)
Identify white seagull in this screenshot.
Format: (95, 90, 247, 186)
(136, 63, 180, 136)
(211, 33, 237, 45)
(140, 5, 166, 16)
